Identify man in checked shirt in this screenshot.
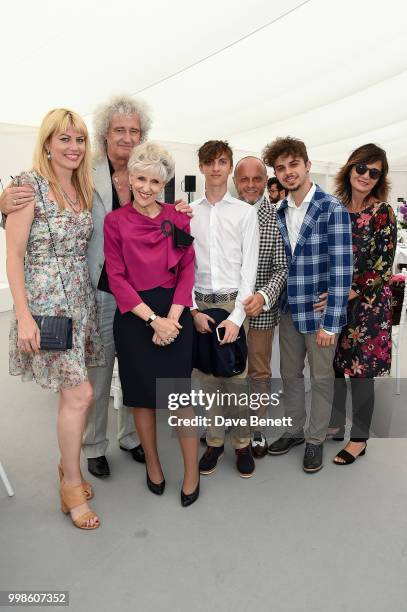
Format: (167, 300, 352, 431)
(233, 156, 288, 458)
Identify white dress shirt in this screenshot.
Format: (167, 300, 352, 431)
(284, 183, 316, 253)
(190, 191, 259, 327)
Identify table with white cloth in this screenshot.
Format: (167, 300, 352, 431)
(393, 244, 407, 273)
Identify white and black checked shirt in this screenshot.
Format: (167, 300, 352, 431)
(250, 197, 288, 330)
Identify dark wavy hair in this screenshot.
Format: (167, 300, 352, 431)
(335, 143, 390, 206)
(262, 136, 308, 168)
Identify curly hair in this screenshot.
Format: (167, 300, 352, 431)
(128, 142, 175, 183)
(334, 143, 390, 206)
(92, 94, 152, 159)
(262, 136, 308, 168)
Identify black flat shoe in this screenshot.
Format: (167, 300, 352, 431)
(181, 477, 200, 508)
(87, 456, 110, 478)
(146, 468, 165, 495)
(119, 444, 146, 464)
(333, 443, 367, 465)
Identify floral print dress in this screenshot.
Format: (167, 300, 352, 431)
(9, 172, 105, 391)
(334, 201, 397, 377)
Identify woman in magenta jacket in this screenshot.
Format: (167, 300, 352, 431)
(104, 142, 199, 507)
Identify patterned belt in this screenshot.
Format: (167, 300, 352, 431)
(195, 290, 238, 304)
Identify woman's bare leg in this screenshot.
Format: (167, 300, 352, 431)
(58, 381, 99, 527)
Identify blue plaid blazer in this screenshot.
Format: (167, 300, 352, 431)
(277, 185, 353, 334)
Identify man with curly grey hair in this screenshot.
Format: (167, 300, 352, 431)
(79, 94, 155, 477)
(0, 95, 150, 477)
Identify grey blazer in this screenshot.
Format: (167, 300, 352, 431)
(87, 156, 113, 289)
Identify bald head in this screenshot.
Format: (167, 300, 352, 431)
(233, 156, 268, 204)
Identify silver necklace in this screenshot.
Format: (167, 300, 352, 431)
(61, 187, 81, 212)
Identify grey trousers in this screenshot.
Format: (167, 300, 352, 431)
(82, 290, 139, 458)
(279, 312, 337, 445)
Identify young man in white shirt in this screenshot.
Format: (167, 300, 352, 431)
(191, 141, 259, 478)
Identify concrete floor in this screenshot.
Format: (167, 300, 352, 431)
(1, 310, 407, 612)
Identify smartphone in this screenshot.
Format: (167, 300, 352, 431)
(216, 326, 225, 342)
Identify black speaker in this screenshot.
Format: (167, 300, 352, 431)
(164, 176, 175, 204)
(184, 175, 196, 192)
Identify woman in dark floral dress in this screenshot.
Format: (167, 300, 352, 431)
(329, 143, 397, 464)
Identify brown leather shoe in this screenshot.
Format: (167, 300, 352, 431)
(250, 432, 268, 459)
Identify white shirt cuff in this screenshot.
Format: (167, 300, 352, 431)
(257, 290, 270, 312)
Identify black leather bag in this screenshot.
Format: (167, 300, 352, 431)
(32, 177, 73, 351)
(33, 315, 73, 350)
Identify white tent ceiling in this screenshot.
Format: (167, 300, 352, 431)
(2, 0, 407, 166)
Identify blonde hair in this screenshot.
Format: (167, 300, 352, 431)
(93, 95, 152, 159)
(128, 142, 175, 183)
(32, 108, 94, 211)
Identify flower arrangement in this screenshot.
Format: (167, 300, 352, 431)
(399, 201, 407, 229)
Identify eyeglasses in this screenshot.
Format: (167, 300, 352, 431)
(354, 163, 382, 180)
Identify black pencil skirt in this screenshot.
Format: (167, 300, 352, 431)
(113, 287, 193, 408)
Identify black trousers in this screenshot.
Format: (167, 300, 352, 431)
(330, 368, 375, 442)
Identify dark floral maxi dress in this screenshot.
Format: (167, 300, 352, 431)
(334, 201, 397, 378)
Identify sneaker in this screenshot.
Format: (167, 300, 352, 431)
(268, 435, 305, 455)
(250, 431, 268, 459)
(235, 446, 255, 478)
(199, 445, 224, 475)
(303, 442, 323, 473)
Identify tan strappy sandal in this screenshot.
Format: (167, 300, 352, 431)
(60, 480, 100, 530)
(58, 463, 94, 500)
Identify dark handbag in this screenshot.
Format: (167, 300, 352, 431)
(32, 177, 73, 351)
(32, 315, 73, 350)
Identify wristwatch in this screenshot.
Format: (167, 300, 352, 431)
(145, 313, 157, 327)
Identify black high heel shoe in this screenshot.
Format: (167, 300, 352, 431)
(333, 442, 367, 465)
(146, 467, 165, 495)
(181, 476, 200, 508)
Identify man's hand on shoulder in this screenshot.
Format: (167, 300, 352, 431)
(0, 183, 35, 215)
(174, 199, 193, 217)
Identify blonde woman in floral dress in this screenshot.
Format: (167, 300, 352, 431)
(6, 109, 105, 529)
(329, 143, 397, 465)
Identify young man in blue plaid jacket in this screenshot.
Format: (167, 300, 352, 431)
(262, 137, 353, 473)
